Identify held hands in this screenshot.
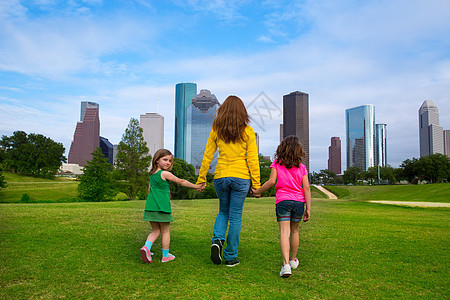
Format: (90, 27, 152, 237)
(195, 183, 206, 192)
(251, 187, 261, 198)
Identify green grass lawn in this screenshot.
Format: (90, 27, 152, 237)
(324, 183, 450, 203)
(1, 198, 448, 299)
(0, 173, 128, 203)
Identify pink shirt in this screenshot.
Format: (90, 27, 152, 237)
(270, 160, 308, 204)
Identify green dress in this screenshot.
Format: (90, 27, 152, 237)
(143, 170, 174, 222)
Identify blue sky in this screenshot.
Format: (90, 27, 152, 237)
(1, 0, 449, 172)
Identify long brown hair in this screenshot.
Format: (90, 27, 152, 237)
(212, 95, 249, 143)
(149, 149, 173, 174)
(274, 136, 305, 169)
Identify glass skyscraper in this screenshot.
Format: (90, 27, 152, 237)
(186, 89, 220, 173)
(175, 83, 197, 160)
(375, 124, 387, 167)
(346, 105, 375, 171)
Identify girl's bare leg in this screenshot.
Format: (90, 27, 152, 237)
(289, 221, 300, 260)
(159, 222, 171, 250)
(279, 221, 291, 265)
(147, 222, 161, 243)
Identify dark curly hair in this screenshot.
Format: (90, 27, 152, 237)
(273, 135, 305, 169)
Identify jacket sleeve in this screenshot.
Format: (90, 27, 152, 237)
(246, 127, 261, 189)
(196, 129, 217, 185)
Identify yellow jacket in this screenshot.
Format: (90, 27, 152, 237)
(196, 125, 261, 189)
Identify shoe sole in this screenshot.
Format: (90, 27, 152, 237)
(140, 248, 152, 264)
(211, 244, 222, 265)
(226, 262, 240, 267)
(280, 273, 292, 278)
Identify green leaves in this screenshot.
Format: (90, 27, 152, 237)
(114, 118, 152, 200)
(78, 148, 118, 202)
(0, 131, 66, 178)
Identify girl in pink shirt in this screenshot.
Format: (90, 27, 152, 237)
(252, 136, 311, 278)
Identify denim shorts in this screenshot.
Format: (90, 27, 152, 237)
(276, 200, 305, 222)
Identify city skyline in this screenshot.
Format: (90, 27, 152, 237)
(418, 100, 445, 157)
(1, 1, 449, 172)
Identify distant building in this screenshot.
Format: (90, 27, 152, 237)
(419, 100, 444, 157)
(186, 89, 220, 173)
(282, 91, 310, 171)
(346, 105, 375, 171)
(174, 82, 197, 160)
(255, 132, 260, 154)
(444, 130, 450, 157)
(375, 124, 387, 167)
(328, 137, 341, 175)
(99, 136, 114, 165)
(113, 144, 119, 165)
(68, 102, 100, 166)
(140, 113, 164, 158)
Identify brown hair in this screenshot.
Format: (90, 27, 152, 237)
(273, 136, 305, 169)
(150, 149, 173, 174)
(212, 95, 249, 143)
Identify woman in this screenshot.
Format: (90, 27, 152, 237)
(197, 95, 260, 267)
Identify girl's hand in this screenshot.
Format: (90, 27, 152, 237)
(303, 209, 310, 222)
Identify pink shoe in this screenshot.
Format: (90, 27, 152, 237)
(140, 246, 152, 263)
(161, 253, 176, 263)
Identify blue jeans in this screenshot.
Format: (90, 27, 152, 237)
(212, 177, 251, 261)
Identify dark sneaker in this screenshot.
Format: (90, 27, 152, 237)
(225, 258, 240, 267)
(211, 239, 222, 265)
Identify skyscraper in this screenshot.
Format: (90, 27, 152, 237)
(174, 82, 197, 160)
(328, 137, 341, 175)
(419, 100, 444, 157)
(186, 89, 220, 173)
(282, 91, 309, 171)
(346, 105, 375, 171)
(140, 113, 164, 158)
(68, 102, 100, 166)
(375, 124, 387, 167)
(444, 130, 450, 157)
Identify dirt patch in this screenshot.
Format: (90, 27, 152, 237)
(369, 201, 450, 208)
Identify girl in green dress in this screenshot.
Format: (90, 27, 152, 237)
(140, 149, 203, 263)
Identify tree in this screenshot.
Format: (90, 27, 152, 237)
(114, 118, 152, 200)
(0, 131, 66, 178)
(0, 164, 7, 190)
(398, 154, 449, 184)
(343, 166, 363, 184)
(78, 148, 118, 201)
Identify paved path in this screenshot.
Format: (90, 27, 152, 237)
(313, 185, 338, 199)
(369, 201, 450, 208)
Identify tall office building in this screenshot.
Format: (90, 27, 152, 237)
(375, 124, 387, 167)
(346, 105, 375, 171)
(174, 82, 197, 160)
(444, 130, 450, 157)
(282, 91, 309, 171)
(68, 102, 100, 166)
(140, 113, 164, 158)
(328, 137, 341, 175)
(419, 100, 444, 157)
(186, 89, 220, 173)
